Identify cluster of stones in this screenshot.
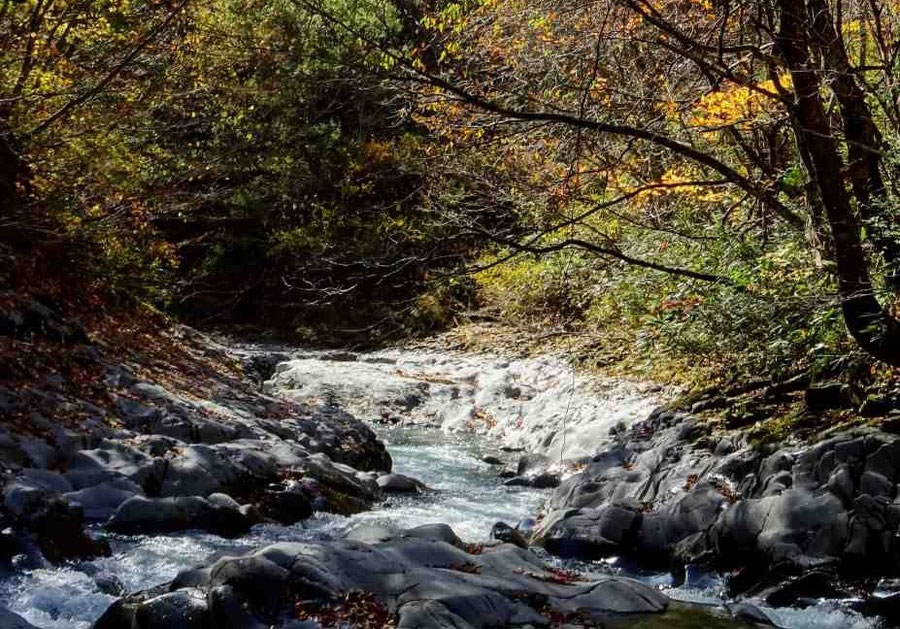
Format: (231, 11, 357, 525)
(528, 406, 900, 616)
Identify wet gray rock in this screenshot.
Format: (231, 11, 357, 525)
(64, 442, 162, 492)
(136, 589, 209, 629)
(15, 436, 57, 469)
(65, 479, 143, 521)
(725, 601, 777, 626)
(343, 522, 401, 545)
(259, 488, 312, 525)
(535, 504, 640, 558)
(345, 523, 466, 549)
(491, 521, 528, 548)
(517, 453, 551, 477)
(376, 473, 427, 493)
(19, 469, 72, 493)
(503, 471, 560, 489)
(1, 477, 109, 563)
(106, 495, 251, 537)
(96, 526, 668, 629)
(404, 523, 466, 548)
(533, 407, 900, 595)
(0, 430, 27, 469)
(530, 471, 561, 488)
(826, 464, 854, 506)
(94, 572, 126, 596)
(0, 606, 38, 629)
(711, 489, 847, 563)
(761, 569, 850, 607)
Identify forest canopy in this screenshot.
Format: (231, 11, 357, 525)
(3, 0, 900, 382)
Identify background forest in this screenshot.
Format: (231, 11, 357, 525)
(4, 0, 900, 389)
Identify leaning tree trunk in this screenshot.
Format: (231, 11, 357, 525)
(804, 0, 900, 290)
(777, 0, 900, 366)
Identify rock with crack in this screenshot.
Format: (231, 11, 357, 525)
(94, 526, 668, 629)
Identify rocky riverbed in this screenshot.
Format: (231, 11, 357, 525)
(0, 318, 893, 628)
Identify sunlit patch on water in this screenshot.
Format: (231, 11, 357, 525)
(0, 568, 114, 629)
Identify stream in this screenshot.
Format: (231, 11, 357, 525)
(0, 347, 886, 628)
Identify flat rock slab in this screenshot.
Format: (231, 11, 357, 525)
(95, 526, 668, 629)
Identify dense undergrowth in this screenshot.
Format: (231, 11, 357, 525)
(3, 0, 900, 401)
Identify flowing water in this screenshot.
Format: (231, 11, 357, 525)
(0, 426, 546, 628)
(0, 347, 885, 628)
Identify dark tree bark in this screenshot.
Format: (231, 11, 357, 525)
(804, 0, 900, 289)
(0, 121, 21, 218)
(777, 0, 900, 365)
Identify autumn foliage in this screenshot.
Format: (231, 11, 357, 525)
(4, 0, 900, 377)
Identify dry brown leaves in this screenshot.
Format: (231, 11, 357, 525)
(295, 591, 395, 628)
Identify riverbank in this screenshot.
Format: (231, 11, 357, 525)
(0, 298, 896, 627)
(237, 344, 900, 627)
(0, 299, 672, 628)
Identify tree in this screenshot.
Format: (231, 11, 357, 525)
(0, 0, 480, 336)
(0, 120, 23, 218)
(775, 0, 900, 364)
(310, 0, 900, 365)
(0, 0, 189, 244)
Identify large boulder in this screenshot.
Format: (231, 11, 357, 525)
(95, 526, 668, 629)
(345, 523, 466, 549)
(258, 488, 313, 525)
(64, 442, 164, 492)
(533, 412, 900, 595)
(64, 479, 143, 521)
(106, 495, 251, 537)
(711, 489, 848, 566)
(534, 504, 640, 558)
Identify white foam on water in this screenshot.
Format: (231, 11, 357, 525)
(0, 350, 881, 629)
(0, 568, 113, 629)
(0, 426, 546, 628)
(766, 601, 882, 629)
(269, 350, 664, 460)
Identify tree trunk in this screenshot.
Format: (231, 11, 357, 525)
(804, 0, 900, 289)
(777, 0, 900, 366)
(0, 122, 20, 218)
